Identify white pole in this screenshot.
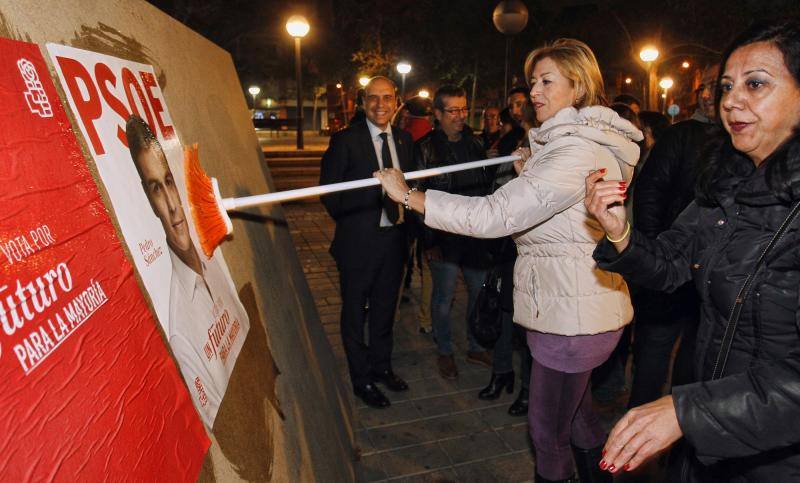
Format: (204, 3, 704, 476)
(221, 155, 520, 210)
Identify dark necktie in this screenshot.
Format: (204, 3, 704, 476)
(379, 132, 399, 224)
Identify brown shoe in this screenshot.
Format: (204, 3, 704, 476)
(437, 354, 458, 380)
(466, 350, 492, 368)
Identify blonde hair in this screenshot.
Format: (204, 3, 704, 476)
(523, 38, 607, 108)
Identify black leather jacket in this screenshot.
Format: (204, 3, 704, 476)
(631, 117, 719, 318)
(595, 137, 800, 481)
(415, 127, 492, 268)
(634, 117, 719, 239)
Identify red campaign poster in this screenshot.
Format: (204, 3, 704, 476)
(0, 39, 209, 480)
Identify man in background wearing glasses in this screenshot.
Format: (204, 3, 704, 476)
(414, 85, 493, 380)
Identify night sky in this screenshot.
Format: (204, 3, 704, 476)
(148, 0, 800, 106)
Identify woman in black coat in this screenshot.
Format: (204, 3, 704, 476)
(584, 21, 800, 481)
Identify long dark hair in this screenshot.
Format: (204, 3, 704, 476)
(697, 20, 800, 204)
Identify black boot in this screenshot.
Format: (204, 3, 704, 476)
(534, 473, 575, 483)
(508, 387, 529, 416)
(572, 444, 612, 483)
(478, 371, 515, 400)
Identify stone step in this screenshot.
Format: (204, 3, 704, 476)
(262, 149, 326, 159)
(266, 157, 322, 168)
(272, 176, 322, 191)
(264, 149, 324, 205)
(269, 166, 321, 178)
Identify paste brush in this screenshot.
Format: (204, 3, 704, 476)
(185, 144, 519, 257)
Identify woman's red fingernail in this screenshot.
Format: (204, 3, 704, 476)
(608, 464, 617, 473)
(623, 464, 631, 471)
(600, 168, 607, 173)
(599, 460, 607, 470)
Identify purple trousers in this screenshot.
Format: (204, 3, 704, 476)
(528, 358, 607, 480)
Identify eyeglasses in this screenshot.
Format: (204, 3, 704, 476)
(443, 107, 469, 115)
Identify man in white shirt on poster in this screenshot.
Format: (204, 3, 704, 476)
(126, 116, 249, 428)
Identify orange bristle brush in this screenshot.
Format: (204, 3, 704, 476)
(185, 144, 232, 257)
(185, 144, 519, 257)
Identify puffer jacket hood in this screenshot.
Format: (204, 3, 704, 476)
(531, 106, 643, 182)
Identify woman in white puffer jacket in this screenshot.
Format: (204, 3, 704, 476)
(376, 39, 642, 483)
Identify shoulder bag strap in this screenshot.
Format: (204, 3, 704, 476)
(711, 200, 800, 380)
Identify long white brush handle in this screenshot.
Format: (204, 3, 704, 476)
(221, 154, 520, 211)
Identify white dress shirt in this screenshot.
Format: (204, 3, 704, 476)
(167, 247, 250, 429)
(366, 119, 400, 227)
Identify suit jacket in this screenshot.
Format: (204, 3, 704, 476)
(319, 121, 414, 267)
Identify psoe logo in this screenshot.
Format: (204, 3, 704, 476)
(17, 58, 53, 118)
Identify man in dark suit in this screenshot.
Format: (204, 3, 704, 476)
(320, 76, 414, 408)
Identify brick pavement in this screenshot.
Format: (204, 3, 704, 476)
(284, 203, 537, 482)
(283, 204, 632, 483)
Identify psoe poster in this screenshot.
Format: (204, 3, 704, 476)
(47, 44, 250, 429)
(0, 37, 208, 480)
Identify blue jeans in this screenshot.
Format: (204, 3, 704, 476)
(429, 259, 487, 355)
(491, 258, 531, 387)
(493, 310, 532, 389)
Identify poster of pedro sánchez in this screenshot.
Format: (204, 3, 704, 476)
(47, 43, 250, 429)
(0, 37, 209, 479)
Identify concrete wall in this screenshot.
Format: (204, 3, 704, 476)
(0, 1, 353, 481)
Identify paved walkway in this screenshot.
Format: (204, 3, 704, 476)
(283, 203, 630, 482)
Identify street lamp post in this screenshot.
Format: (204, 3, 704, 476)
(659, 77, 674, 113)
(286, 15, 310, 150)
(639, 46, 660, 110)
(493, 0, 529, 101)
(248, 86, 260, 109)
(396, 61, 411, 100)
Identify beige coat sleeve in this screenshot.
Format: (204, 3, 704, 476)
(423, 136, 600, 238)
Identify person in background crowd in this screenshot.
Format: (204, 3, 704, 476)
(402, 95, 435, 142)
(588, 21, 800, 480)
(393, 104, 410, 131)
(395, 95, 435, 333)
(481, 106, 502, 152)
(611, 102, 642, 129)
(349, 88, 366, 125)
(613, 93, 642, 114)
(376, 38, 641, 483)
(496, 86, 529, 157)
(499, 107, 514, 137)
(637, 111, 671, 165)
(479, 97, 535, 417)
(392, 98, 433, 273)
(591, 101, 643, 404)
(414, 85, 494, 380)
(508, 85, 528, 122)
(626, 63, 720, 411)
(320, 76, 413, 409)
